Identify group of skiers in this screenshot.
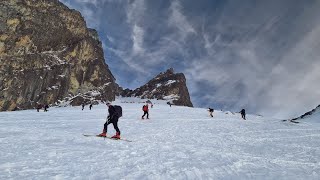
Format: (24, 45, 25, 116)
(207, 108, 246, 120)
(97, 102, 152, 139)
(82, 103, 93, 110)
(36, 100, 245, 140)
(36, 103, 49, 112)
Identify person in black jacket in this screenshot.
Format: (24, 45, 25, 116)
(44, 104, 49, 112)
(208, 108, 214, 117)
(98, 102, 121, 139)
(240, 109, 246, 120)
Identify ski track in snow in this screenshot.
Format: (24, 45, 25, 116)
(1, 101, 320, 179)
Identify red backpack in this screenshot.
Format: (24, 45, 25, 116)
(143, 105, 148, 111)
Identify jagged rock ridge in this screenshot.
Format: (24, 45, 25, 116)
(0, 0, 117, 111)
(292, 105, 320, 121)
(120, 68, 193, 107)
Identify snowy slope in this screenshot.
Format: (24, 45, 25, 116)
(1, 98, 320, 179)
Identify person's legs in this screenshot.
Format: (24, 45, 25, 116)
(142, 111, 147, 119)
(112, 120, 120, 134)
(111, 117, 120, 138)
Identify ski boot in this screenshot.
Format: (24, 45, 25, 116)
(111, 132, 120, 139)
(97, 129, 107, 137)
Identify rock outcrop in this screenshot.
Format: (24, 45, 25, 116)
(120, 68, 193, 107)
(292, 105, 320, 121)
(0, 0, 117, 111)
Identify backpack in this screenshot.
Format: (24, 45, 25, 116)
(143, 105, 148, 111)
(114, 105, 122, 117)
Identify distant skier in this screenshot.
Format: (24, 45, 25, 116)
(208, 108, 214, 117)
(142, 104, 149, 119)
(89, 104, 93, 110)
(98, 102, 121, 139)
(240, 109, 246, 120)
(44, 104, 49, 112)
(36, 103, 42, 112)
(82, 103, 85, 111)
(167, 102, 172, 107)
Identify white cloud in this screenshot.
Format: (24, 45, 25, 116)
(132, 24, 145, 55)
(168, 0, 196, 39)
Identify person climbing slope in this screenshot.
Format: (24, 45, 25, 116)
(98, 102, 122, 139)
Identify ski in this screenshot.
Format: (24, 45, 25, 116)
(282, 119, 300, 124)
(83, 134, 133, 142)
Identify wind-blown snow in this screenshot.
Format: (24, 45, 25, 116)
(0, 98, 320, 179)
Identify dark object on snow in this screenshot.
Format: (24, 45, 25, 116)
(44, 104, 49, 112)
(36, 104, 43, 112)
(89, 104, 93, 110)
(208, 108, 214, 117)
(240, 109, 246, 120)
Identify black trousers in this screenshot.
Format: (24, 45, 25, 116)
(241, 114, 246, 120)
(142, 111, 149, 119)
(104, 116, 120, 134)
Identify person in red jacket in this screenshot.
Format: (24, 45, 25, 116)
(141, 104, 149, 119)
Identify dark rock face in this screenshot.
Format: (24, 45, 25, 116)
(292, 105, 320, 121)
(0, 0, 117, 111)
(120, 68, 193, 107)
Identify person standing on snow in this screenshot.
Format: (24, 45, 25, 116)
(82, 103, 85, 111)
(240, 109, 246, 120)
(208, 108, 214, 117)
(36, 103, 42, 112)
(142, 103, 149, 119)
(89, 104, 93, 110)
(44, 104, 49, 112)
(98, 102, 121, 139)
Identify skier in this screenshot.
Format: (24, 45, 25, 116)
(240, 109, 246, 120)
(36, 103, 42, 112)
(142, 104, 149, 119)
(82, 103, 85, 110)
(208, 108, 214, 117)
(167, 102, 172, 107)
(98, 102, 121, 139)
(89, 104, 93, 110)
(44, 104, 49, 112)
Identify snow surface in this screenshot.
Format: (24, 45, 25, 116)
(1, 98, 320, 179)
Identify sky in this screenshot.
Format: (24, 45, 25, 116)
(59, 0, 320, 118)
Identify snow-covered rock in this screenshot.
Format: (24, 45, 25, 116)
(120, 68, 193, 107)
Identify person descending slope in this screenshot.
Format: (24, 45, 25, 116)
(240, 109, 246, 120)
(82, 103, 85, 111)
(98, 102, 122, 139)
(208, 108, 214, 117)
(142, 103, 149, 119)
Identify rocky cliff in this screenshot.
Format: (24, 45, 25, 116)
(120, 68, 193, 107)
(0, 0, 117, 111)
(292, 105, 320, 121)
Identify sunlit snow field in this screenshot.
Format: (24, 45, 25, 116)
(1, 98, 320, 179)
